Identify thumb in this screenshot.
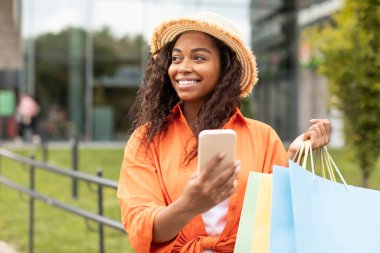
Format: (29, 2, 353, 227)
(303, 132, 311, 141)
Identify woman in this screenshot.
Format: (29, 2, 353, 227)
(118, 12, 330, 252)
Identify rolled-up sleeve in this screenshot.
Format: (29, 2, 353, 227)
(117, 128, 167, 253)
(262, 127, 288, 173)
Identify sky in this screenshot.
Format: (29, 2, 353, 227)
(22, 0, 251, 44)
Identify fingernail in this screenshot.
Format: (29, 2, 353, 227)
(218, 152, 226, 159)
(235, 163, 241, 173)
(234, 160, 241, 167)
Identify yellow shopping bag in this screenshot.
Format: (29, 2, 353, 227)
(234, 172, 272, 252)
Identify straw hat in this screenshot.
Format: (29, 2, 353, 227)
(150, 11, 258, 97)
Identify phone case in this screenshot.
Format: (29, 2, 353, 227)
(198, 129, 236, 177)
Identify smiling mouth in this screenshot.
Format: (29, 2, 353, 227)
(177, 80, 201, 87)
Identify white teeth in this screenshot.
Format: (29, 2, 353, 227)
(178, 80, 198, 85)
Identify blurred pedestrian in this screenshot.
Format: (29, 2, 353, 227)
(15, 93, 40, 143)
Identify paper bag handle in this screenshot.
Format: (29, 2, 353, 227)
(293, 141, 314, 172)
(293, 141, 348, 190)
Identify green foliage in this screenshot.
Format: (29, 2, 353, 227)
(34, 26, 145, 108)
(31, 26, 146, 140)
(92, 27, 147, 76)
(304, 0, 380, 186)
(240, 96, 255, 118)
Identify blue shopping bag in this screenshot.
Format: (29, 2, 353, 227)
(288, 160, 380, 253)
(269, 166, 296, 253)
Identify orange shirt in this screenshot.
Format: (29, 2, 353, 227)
(118, 106, 288, 253)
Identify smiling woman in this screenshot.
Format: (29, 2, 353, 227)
(168, 32, 222, 122)
(117, 11, 331, 253)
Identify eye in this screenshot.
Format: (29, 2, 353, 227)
(194, 55, 206, 61)
(171, 55, 182, 62)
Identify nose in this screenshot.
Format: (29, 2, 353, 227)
(178, 59, 193, 73)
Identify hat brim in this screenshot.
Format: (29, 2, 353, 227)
(150, 18, 258, 97)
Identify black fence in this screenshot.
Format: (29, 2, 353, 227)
(0, 141, 125, 253)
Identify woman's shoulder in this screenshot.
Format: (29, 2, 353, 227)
(241, 118, 285, 157)
(243, 117, 275, 132)
(241, 117, 283, 142)
(125, 125, 150, 146)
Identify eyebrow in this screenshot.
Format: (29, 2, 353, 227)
(172, 48, 212, 54)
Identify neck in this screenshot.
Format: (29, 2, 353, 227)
(181, 101, 204, 129)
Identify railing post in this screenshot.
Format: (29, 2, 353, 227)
(41, 128, 48, 162)
(0, 156, 2, 191)
(29, 154, 35, 253)
(97, 168, 104, 253)
(71, 135, 79, 199)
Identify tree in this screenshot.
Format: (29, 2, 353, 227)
(240, 97, 255, 119)
(305, 0, 380, 187)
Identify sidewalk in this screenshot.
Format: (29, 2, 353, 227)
(0, 140, 126, 149)
(0, 241, 18, 253)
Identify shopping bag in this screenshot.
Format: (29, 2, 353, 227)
(235, 142, 311, 253)
(234, 172, 272, 252)
(270, 141, 380, 253)
(289, 159, 380, 253)
(269, 165, 296, 253)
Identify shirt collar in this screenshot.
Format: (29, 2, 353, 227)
(171, 104, 247, 125)
(171, 104, 182, 115)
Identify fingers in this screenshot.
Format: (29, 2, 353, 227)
(219, 180, 237, 201)
(220, 174, 239, 196)
(215, 162, 240, 201)
(198, 152, 226, 183)
(217, 177, 239, 202)
(183, 154, 241, 215)
(210, 160, 240, 186)
(304, 119, 331, 149)
(198, 154, 240, 202)
(287, 134, 304, 159)
(310, 119, 331, 135)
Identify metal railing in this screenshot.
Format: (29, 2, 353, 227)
(0, 145, 125, 253)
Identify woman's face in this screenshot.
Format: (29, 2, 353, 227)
(168, 32, 221, 105)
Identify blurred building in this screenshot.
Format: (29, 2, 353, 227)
(0, 0, 20, 140)
(0, 0, 343, 143)
(251, 0, 342, 141)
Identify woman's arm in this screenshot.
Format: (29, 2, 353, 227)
(287, 119, 331, 159)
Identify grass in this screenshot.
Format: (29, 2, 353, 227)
(0, 146, 379, 253)
(0, 147, 135, 253)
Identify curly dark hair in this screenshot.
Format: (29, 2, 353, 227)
(131, 32, 243, 160)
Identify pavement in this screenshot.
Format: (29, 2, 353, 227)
(0, 241, 18, 253)
(0, 140, 127, 149)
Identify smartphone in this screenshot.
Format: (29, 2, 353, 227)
(198, 129, 237, 177)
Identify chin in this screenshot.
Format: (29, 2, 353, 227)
(178, 95, 195, 102)
(176, 92, 193, 100)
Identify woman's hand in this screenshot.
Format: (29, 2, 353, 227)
(287, 119, 331, 159)
(181, 153, 240, 215)
(152, 153, 240, 244)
